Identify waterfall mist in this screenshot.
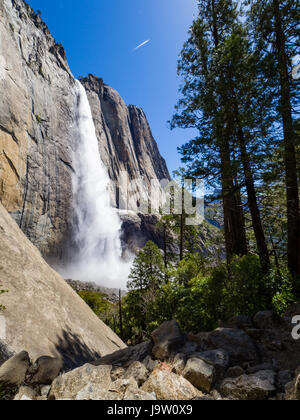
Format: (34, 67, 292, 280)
(59, 80, 132, 289)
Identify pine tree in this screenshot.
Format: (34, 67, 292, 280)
(171, 0, 249, 263)
(246, 0, 300, 282)
(127, 241, 165, 336)
(212, 25, 272, 272)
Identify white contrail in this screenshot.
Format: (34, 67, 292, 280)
(132, 39, 150, 52)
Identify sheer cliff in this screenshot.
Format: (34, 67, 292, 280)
(0, 0, 170, 260)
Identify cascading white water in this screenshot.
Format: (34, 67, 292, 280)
(60, 80, 132, 288)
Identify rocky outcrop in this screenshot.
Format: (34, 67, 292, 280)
(0, 0, 76, 258)
(80, 74, 170, 210)
(0, 202, 125, 369)
(80, 75, 171, 253)
(0, 0, 171, 260)
(1, 308, 300, 400)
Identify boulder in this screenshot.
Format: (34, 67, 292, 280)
(14, 386, 38, 401)
(142, 355, 159, 372)
(277, 370, 293, 392)
(253, 311, 280, 330)
(94, 341, 152, 369)
(28, 356, 63, 385)
(171, 353, 186, 375)
(226, 366, 245, 378)
(202, 328, 258, 364)
(123, 387, 156, 401)
(0, 351, 30, 400)
(141, 369, 201, 400)
(196, 349, 230, 375)
(151, 320, 185, 360)
(48, 364, 112, 400)
(0, 203, 125, 369)
(285, 368, 300, 400)
(182, 356, 215, 393)
(246, 363, 275, 375)
(0, 339, 14, 366)
(0, 351, 30, 386)
(221, 370, 276, 400)
(124, 361, 148, 386)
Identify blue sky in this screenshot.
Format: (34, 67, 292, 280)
(27, 0, 198, 175)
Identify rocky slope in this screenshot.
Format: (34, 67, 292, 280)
(1, 313, 300, 400)
(0, 0, 170, 261)
(0, 202, 125, 369)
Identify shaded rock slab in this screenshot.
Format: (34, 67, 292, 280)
(94, 341, 152, 369)
(0, 203, 125, 369)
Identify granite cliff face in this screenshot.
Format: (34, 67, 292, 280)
(80, 75, 170, 208)
(0, 202, 125, 369)
(0, 0, 76, 259)
(0, 0, 170, 260)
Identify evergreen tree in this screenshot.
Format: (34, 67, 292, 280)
(171, 0, 274, 270)
(171, 0, 249, 263)
(246, 0, 300, 283)
(127, 241, 165, 337)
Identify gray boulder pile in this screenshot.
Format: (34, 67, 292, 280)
(1, 311, 300, 400)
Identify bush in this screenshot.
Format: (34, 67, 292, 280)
(78, 291, 113, 320)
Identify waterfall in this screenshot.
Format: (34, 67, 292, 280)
(60, 80, 131, 288)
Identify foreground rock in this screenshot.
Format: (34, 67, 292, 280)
(49, 364, 112, 400)
(28, 356, 63, 385)
(94, 341, 152, 369)
(198, 328, 258, 365)
(183, 356, 215, 393)
(151, 320, 185, 360)
(141, 369, 201, 400)
(0, 351, 30, 400)
(0, 203, 125, 368)
(220, 370, 276, 400)
(285, 368, 300, 400)
(49, 363, 155, 401)
(123, 362, 148, 386)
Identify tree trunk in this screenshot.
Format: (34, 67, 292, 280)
(179, 211, 185, 261)
(238, 128, 270, 272)
(273, 0, 300, 280)
(220, 142, 248, 260)
(210, 0, 248, 261)
(118, 289, 123, 339)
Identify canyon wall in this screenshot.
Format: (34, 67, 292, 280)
(0, 0, 170, 260)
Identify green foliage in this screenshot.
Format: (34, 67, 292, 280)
(78, 290, 112, 318)
(122, 244, 295, 339)
(126, 241, 165, 338)
(127, 241, 165, 291)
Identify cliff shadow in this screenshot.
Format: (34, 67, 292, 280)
(54, 329, 102, 371)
